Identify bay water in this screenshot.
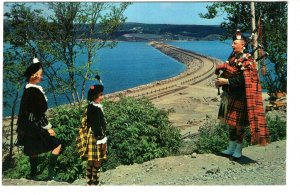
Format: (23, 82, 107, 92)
(3, 41, 232, 117)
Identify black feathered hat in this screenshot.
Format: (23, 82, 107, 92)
(88, 84, 104, 101)
(232, 29, 247, 41)
(24, 58, 42, 81)
(232, 29, 248, 50)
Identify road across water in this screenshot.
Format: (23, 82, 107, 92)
(107, 41, 221, 100)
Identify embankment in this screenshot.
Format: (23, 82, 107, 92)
(106, 41, 221, 100)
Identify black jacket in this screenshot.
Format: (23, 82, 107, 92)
(16, 84, 60, 156)
(87, 103, 106, 140)
(224, 53, 246, 100)
(17, 86, 51, 129)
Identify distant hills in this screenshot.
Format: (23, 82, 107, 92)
(113, 22, 226, 41)
(69, 22, 226, 41)
(4, 20, 226, 41)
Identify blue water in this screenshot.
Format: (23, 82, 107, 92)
(93, 42, 186, 93)
(5, 40, 258, 117)
(3, 42, 187, 116)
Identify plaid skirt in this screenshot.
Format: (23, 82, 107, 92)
(83, 133, 107, 161)
(225, 96, 249, 127)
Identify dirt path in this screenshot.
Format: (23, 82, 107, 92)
(2, 140, 286, 186)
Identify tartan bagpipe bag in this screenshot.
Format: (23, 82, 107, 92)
(76, 109, 91, 158)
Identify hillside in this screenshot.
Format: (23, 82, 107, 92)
(2, 140, 286, 186)
(5, 20, 225, 41)
(114, 23, 226, 41)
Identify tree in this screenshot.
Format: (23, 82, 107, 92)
(200, 2, 287, 94)
(45, 2, 130, 105)
(3, 2, 130, 166)
(3, 3, 47, 166)
(76, 2, 130, 102)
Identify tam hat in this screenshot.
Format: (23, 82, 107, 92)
(88, 84, 104, 101)
(24, 58, 42, 81)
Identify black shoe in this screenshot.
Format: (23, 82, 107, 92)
(87, 180, 93, 186)
(93, 180, 99, 186)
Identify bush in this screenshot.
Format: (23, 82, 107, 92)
(102, 96, 181, 170)
(266, 115, 286, 142)
(4, 151, 50, 180)
(4, 96, 181, 182)
(3, 105, 85, 182)
(196, 113, 287, 153)
(195, 117, 228, 154)
(243, 115, 286, 146)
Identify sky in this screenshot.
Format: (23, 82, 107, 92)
(3, 1, 225, 25)
(124, 2, 224, 25)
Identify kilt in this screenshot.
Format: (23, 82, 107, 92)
(225, 96, 249, 127)
(23, 122, 61, 156)
(83, 133, 107, 161)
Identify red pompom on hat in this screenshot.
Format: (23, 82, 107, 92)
(88, 84, 104, 101)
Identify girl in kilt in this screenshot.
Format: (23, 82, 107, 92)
(82, 83, 107, 186)
(16, 58, 61, 180)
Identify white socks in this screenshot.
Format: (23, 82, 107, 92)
(232, 143, 242, 159)
(221, 141, 237, 155)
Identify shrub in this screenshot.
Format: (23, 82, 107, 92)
(50, 105, 86, 182)
(4, 96, 181, 182)
(195, 117, 228, 154)
(196, 113, 287, 153)
(244, 114, 286, 144)
(3, 151, 49, 180)
(102, 96, 181, 170)
(266, 115, 286, 142)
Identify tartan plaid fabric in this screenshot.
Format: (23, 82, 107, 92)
(83, 133, 107, 161)
(226, 96, 249, 127)
(216, 53, 269, 145)
(76, 109, 90, 158)
(243, 63, 269, 145)
(216, 62, 238, 77)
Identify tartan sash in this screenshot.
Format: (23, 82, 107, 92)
(243, 65, 269, 145)
(76, 109, 91, 158)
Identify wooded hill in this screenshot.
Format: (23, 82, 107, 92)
(4, 20, 225, 41)
(114, 22, 226, 41)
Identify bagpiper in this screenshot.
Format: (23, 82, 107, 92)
(215, 30, 269, 160)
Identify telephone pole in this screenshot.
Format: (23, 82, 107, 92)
(251, 2, 258, 61)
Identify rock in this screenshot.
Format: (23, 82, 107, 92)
(191, 153, 197, 158)
(205, 167, 220, 174)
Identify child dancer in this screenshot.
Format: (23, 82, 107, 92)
(83, 81, 107, 185)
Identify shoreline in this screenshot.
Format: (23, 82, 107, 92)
(106, 41, 220, 101)
(2, 42, 221, 121)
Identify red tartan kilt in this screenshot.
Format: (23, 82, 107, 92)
(226, 97, 249, 127)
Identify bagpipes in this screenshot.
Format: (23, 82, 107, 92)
(216, 26, 269, 95)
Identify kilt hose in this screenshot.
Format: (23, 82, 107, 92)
(83, 133, 107, 161)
